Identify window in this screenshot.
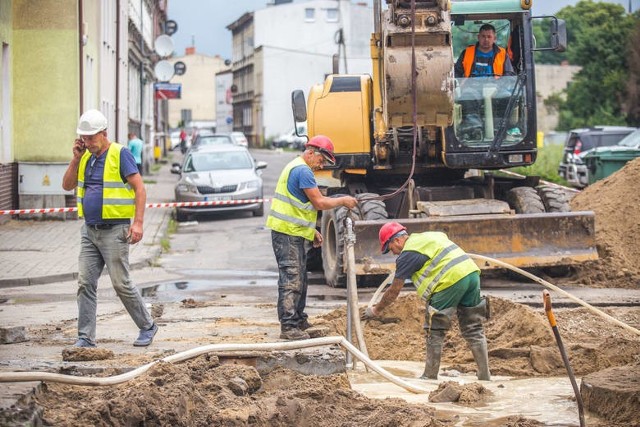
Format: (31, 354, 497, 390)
(326, 8, 339, 22)
(243, 107, 252, 126)
(305, 8, 315, 22)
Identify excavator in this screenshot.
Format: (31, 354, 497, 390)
(291, 0, 597, 287)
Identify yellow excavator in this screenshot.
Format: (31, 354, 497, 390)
(291, 0, 597, 287)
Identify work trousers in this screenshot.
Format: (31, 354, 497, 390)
(271, 230, 309, 330)
(77, 223, 153, 343)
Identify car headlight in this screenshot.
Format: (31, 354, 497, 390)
(177, 183, 198, 193)
(238, 180, 260, 191)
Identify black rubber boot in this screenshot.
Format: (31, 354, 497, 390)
(420, 330, 445, 379)
(458, 298, 491, 381)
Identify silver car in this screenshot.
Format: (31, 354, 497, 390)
(171, 145, 267, 221)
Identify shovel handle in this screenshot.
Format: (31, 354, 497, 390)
(543, 290, 557, 327)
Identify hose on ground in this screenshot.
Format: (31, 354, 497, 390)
(0, 336, 430, 394)
(469, 253, 640, 337)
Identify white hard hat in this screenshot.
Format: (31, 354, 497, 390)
(76, 109, 108, 135)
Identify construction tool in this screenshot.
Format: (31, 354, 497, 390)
(543, 289, 585, 427)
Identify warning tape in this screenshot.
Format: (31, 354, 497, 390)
(0, 198, 271, 216)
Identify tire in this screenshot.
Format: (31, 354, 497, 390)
(536, 185, 570, 212)
(252, 203, 264, 217)
(321, 200, 349, 288)
(321, 193, 388, 288)
(175, 209, 189, 222)
(505, 187, 545, 214)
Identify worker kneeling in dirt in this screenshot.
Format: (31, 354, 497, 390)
(362, 222, 490, 381)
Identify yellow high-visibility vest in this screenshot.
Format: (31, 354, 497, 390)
(77, 143, 135, 219)
(266, 157, 317, 241)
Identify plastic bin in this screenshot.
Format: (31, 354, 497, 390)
(585, 148, 640, 184)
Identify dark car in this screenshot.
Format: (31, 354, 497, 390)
(558, 126, 636, 188)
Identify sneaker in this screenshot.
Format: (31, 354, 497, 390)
(73, 338, 96, 348)
(279, 328, 310, 341)
(298, 320, 313, 331)
(133, 323, 158, 347)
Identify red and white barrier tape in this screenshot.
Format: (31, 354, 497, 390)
(0, 198, 271, 216)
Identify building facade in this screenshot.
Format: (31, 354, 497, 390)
(227, 0, 373, 147)
(0, 0, 169, 220)
(167, 51, 229, 129)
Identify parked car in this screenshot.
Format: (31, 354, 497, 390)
(171, 145, 267, 221)
(190, 133, 234, 151)
(228, 132, 249, 147)
(272, 125, 307, 150)
(558, 126, 636, 188)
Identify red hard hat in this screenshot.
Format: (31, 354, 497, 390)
(305, 135, 336, 165)
(379, 222, 408, 254)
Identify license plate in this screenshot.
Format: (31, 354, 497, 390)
(205, 196, 232, 202)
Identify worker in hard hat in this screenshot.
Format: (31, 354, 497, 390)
(363, 222, 490, 381)
(62, 109, 158, 348)
(266, 135, 358, 340)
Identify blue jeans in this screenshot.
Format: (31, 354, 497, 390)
(271, 230, 308, 330)
(77, 224, 153, 343)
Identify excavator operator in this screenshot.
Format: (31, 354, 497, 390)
(453, 23, 516, 141)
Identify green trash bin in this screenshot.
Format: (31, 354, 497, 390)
(584, 147, 640, 184)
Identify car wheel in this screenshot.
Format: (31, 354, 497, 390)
(175, 209, 189, 222)
(252, 203, 264, 217)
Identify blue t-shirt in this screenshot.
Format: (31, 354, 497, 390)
(287, 164, 317, 203)
(395, 250, 429, 281)
(128, 138, 143, 164)
(471, 49, 496, 77)
(83, 146, 139, 226)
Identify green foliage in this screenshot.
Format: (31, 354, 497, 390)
(552, 1, 637, 130)
(509, 144, 567, 184)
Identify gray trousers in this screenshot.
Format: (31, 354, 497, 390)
(77, 224, 153, 343)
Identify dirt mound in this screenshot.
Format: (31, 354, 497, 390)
(36, 357, 444, 426)
(319, 294, 640, 377)
(570, 157, 640, 289)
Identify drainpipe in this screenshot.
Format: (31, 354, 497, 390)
(78, 0, 84, 113)
(140, 0, 145, 139)
(115, 0, 120, 137)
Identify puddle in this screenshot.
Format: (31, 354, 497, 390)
(349, 360, 605, 426)
(307, 294, 347, 301)
(140, 276, 275, 302)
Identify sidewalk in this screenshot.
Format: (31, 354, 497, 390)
(0, 157, 177, 288)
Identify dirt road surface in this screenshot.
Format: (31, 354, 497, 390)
(0, 153, 639, 426)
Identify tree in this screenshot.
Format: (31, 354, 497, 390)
(554, 1, 637, 129)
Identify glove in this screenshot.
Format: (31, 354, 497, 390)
(361, 306, 377, 321)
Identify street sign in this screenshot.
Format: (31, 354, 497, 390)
(154, 83, 181, 99)
(165, 20, 178, 36)
(174, 61, 187, 76)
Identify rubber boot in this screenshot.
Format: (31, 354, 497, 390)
(470, 340, 491, 381)
(420, 329, 445, 379)
(458, 298, 491, 381)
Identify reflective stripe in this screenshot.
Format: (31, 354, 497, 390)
(104, 198, 135, 206)
(268, 209, 316, 229)
(415, 243, 458, 295)
(104, 181, 132, 190)
(272, 192, 315, 211)
(422, 254, 470, 297)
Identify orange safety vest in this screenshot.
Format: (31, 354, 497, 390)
(462, 45, 507, 78)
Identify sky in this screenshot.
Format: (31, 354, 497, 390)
(167, 0, 636, 59)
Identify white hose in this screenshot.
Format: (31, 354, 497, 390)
(368, 271, 394, 308)
(0, 336, 430, 393)
(470, 253, 640, 337)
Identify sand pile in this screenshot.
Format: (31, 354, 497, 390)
(570, 157, 640, 288)
(318, 294, 640, 377)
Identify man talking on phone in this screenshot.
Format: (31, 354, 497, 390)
(62, 109, 158, 348)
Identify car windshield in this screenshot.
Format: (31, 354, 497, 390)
(184, 151, 253, 172)
(618, 129, 640, 148)
(194, 136, 233, 147)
